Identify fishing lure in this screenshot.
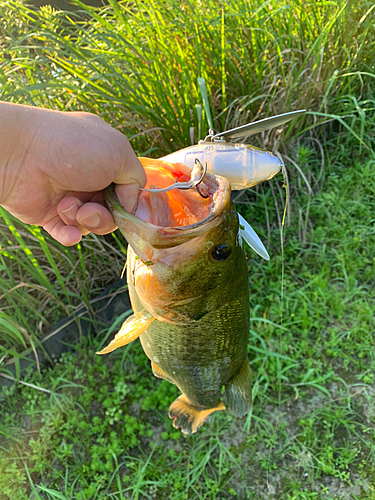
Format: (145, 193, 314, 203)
(161, 110, 305, 190)
(151, 110, 306, 260)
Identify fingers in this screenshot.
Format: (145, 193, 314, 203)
(44, 196, 117, 246)
(58, 196, 116, 234)
(43, 216, 83, 246)
(76, 202, 117, 234)
(115, 183, 143, 214)
(114, 154, 146, 213)
(57, 197, 91, 235)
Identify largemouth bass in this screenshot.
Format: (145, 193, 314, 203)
(98, 158, 252, 434)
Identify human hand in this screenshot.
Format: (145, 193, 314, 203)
(0, 103, 146, 246)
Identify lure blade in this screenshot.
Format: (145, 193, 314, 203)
(214, 110, 306, 141)
(239, 214, 270, 261)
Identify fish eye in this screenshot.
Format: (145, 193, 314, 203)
(211, 244, 231, 261)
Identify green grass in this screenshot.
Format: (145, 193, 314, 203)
(1, 155, 375, 499)
(0, 210, 127, 373)
(1, 0, 375, 497)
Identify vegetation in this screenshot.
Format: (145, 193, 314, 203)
(1, 0, 375, 498)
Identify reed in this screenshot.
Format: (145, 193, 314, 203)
(1, 0, 374, 154)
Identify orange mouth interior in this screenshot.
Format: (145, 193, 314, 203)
(136, 160, 212, 228)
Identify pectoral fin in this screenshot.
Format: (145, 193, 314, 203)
(225, 358, 252, 417)
(151, 362, 174, 384)
(96, 312, 154, 355)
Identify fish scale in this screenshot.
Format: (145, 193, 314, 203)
(136, 261, 250, 409)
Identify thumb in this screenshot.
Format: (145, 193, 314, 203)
(114, 154, 146, 213)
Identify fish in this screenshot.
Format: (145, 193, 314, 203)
(97, 157, 254, 434)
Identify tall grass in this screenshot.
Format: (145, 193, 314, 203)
(1, 0, 374, 153)
(0, 208, 125, 370)
(0, 0, 374, 361)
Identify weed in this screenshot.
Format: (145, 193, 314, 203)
(0, 155, 374, 498)
(1, 0, 375, 498)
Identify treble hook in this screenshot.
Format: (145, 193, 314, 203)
(193, 159, 209, 198)
(139, 158, 209, 196)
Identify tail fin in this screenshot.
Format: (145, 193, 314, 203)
(225, 358, 252, 417)
(169, 394, 225, 434)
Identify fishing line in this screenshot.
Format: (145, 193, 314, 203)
(278, 157, 289, 404)
(120, 260, 127, 279)
(280, 161, 289, 325)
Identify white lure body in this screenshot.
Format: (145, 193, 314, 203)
(161, 142, 282, 191)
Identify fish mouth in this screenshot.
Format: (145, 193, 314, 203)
(105, 158, 231, 261)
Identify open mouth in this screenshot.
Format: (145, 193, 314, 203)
(105, 158, 269, 261)
(136, 158, 221, 228)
